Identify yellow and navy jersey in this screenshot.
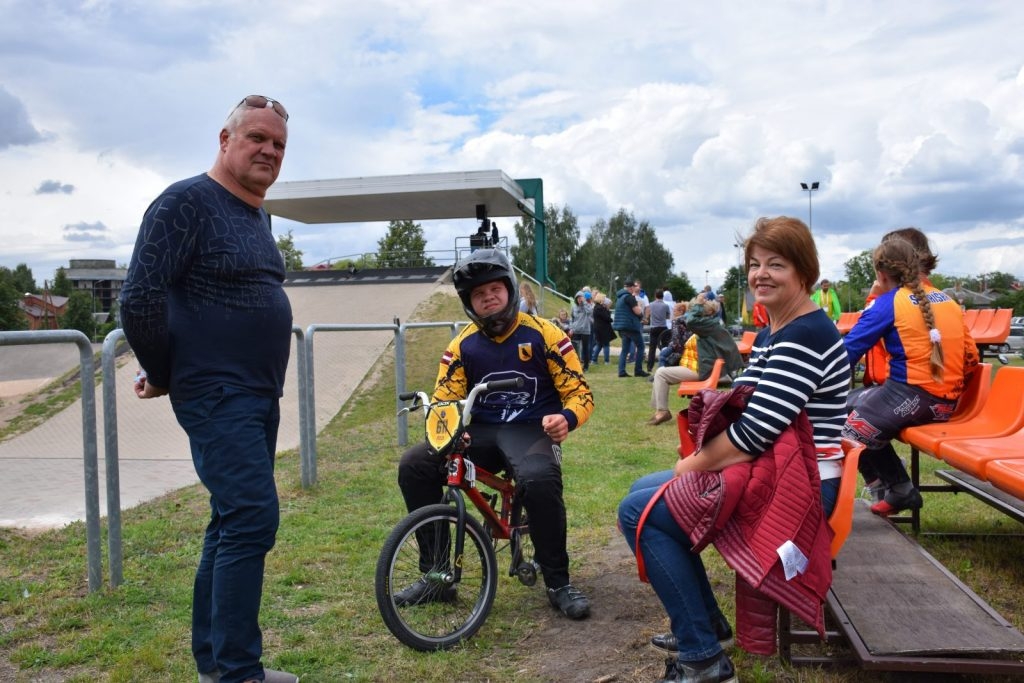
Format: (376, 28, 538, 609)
(844, 284, 978, 400)
(432, 312, 594, 430)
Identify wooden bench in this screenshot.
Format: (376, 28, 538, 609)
(779, 502, 1024, 674)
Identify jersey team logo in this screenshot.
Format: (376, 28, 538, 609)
(518, 343, 532, 362)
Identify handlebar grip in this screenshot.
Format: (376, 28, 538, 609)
(398, 392, 418, 401)
(485, 377, 524, 391)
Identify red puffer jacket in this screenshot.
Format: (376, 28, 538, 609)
(663, 385, 833, 653)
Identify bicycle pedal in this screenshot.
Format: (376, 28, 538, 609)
(515, 560, 539, 586)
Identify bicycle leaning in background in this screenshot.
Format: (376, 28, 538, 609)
(375, 377, 538, 651)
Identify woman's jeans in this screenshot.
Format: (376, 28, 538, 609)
(618, 469, 839, 662)
(618, 470, 726, 661)
(172, 387, 281, 683)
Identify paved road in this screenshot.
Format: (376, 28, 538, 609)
(0, 281, 444, 529)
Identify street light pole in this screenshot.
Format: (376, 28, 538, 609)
(800, 181, 819, 230)
(733, 242, 743, 323)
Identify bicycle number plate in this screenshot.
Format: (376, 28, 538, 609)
(425, 401, 463, 456)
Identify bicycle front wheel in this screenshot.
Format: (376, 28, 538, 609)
(375, 503, 498, 651)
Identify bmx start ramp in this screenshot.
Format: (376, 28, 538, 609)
(0, 279, 445, 530)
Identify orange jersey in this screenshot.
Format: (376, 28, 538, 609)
(844, 284, 978, 400)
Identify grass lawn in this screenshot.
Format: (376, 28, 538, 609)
(2, 291, 1023, 682)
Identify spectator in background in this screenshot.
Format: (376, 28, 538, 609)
(636, 287, 651, 318)
(646, 289, 671, 373)
(811, 279, 841, 322)
(570, 290, 593, 372)
(613, 280, 649, 378)
(658, 301, 690, 368)
(519, 281, 539, 315)
(591, 293, 615, 366)
(553, 308, 571, 335)
(752, 300, 769, 330)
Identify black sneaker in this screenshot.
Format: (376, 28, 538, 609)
(547, 584, 591, 620)
(393, 577, 457, 607)
(635, 370, 651, 378)
(656, 652, 737, 683)
(651, 615, 734, 653)
(619, 372, 632, 378)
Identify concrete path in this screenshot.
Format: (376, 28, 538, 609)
(0, 281, 446, 530)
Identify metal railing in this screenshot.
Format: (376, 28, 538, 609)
(3, 320, 467, 591)
(0, 330, 103, 592)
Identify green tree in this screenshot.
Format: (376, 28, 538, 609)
(61, 290, 96, 339)
(11, 263, 37, 294)
(51, 267, 71, 297)
(979, 271, 1017, 292)
(276, 229, 304, 271)
(0, 267, 27, 331)
(574, 208, 673, 296)
(377, 220, 434, 268)
(663, 272, 697, 303)
(511, 204, 581, 292)
(843, 251, 875, 293)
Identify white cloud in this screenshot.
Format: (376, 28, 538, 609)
(2, 0, 1024, 289)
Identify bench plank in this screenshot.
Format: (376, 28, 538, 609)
(831, 503, 1024, 662)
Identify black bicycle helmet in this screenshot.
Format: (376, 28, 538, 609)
(453, 249, 520, 337)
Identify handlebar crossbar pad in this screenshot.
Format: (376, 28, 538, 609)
(486, 377, 524, 391)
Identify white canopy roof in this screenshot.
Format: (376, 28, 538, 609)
(263, 169, 535, 224)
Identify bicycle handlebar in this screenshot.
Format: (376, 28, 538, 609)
(397, 377, 525, 422)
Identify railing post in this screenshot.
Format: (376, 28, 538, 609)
(394, 318, 407, 446)
(0, 330, 102, 592)
(100, 329, 125, 588)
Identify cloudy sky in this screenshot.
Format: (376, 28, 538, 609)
(3, 0, 1024, 291)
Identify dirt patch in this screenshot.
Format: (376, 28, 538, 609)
(516, 533, 683, 683)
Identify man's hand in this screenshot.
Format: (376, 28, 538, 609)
(541, 413, 569, 443)
(133, 371, 169, 399)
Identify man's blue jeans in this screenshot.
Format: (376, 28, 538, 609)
(172, 387, 281, 683)
(617, 329, 644, 375)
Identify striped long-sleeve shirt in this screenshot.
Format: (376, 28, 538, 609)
(727, 309, 851, 479)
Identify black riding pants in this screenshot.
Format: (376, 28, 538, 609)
(398, 421, 571, 589)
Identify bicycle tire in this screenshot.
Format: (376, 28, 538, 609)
(375, 503, 498, 651)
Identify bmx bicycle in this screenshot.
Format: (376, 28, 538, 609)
(375, 378, 538, 651)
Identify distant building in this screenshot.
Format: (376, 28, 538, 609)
(944, 283, 998, 308)
(18, 293, 68, 330)
(65, 259, 127, 314)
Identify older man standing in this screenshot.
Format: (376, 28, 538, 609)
(120, 96, 297, 683)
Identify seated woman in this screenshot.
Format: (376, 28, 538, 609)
(618, 216, 851, 682)
(842, 235, 978, 515)
(657, 301, 690, 368)
(645, 297, 744, 426)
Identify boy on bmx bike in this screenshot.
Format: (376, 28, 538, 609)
(397, 249, 595, 619)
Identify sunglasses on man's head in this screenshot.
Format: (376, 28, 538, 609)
(233, 95, 289, 121)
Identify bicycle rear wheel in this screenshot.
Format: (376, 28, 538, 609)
(375, 503, 498, 651)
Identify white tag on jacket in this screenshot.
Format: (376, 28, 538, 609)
(777, 540, 808, 581)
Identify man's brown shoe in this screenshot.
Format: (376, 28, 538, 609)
(647, 411, 673, 426)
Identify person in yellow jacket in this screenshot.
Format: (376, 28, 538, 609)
(811, 279, 842, 322)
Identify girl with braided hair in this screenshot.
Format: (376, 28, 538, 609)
(842, 236, 978, 515)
